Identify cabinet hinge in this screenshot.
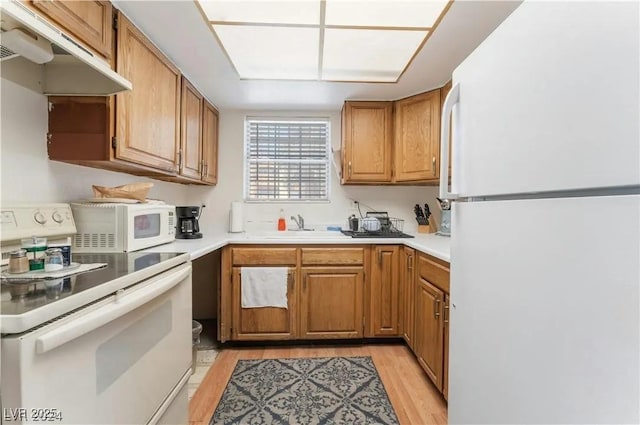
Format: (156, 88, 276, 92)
(113, 14, 118, 30)
(111, 137, 117, 150)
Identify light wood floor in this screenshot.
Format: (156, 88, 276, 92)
(189, 343, 447, 425)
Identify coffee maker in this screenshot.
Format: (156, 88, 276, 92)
(176, 205, 205, 239)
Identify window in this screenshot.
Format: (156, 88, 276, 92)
(244, 118, 330, 201)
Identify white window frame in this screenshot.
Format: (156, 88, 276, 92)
(243, 116, 331, 203)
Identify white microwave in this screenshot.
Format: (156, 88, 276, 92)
(71, 203, 175, 252)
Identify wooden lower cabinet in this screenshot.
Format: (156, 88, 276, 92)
(230, 268, 296, 340)
(367, 245, 400, 337)
(300, 267, 364, 339)
(443, 294, 450, 401)
(400, 247, 416, 349)
(415, 276, 445, 390)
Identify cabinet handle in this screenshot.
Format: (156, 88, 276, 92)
(177, 149, 183, 170)
(348, 161, 352, 178)
(378, 249, 382, 265)
(203, 163, 208, 177)
(287, 271, 293, 293)
(434, 298, 440, 319)
(408, 255, 413, 271)
(443, 303, 449, 324)
(432, 156, 437, 176)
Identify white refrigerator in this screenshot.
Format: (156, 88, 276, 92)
(439, 1, 640, 423)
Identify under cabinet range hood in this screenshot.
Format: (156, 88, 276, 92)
(0, 0, 131, 95)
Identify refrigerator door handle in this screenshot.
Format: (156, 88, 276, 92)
(440, 83, 460, 200)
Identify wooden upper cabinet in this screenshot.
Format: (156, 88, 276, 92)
(367, 245, 400, 337)
(394, 89, 441, 182)
(341, 101, 393, 183)
(201, 100, 219, 185)
(31, 0, 112, 60)
(115, 11, 181, 173)
(179, 78, 203, 180)
(440, 80, 453, 177)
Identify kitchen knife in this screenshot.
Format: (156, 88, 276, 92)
(424, 203, 431, 219)
(414, 204, 428, 225)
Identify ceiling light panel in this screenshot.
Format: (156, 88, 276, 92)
(322, 28, 427, 81)
(324, 0, 449, 28)
(213, 25, 319, 79)
(199, 0, 320, 24)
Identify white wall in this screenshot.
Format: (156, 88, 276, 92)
(0, 76, 189, 206)
(186, 110, 442, 234)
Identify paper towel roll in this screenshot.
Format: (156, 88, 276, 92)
(229, 201, 244, 233)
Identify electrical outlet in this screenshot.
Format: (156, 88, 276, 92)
(348, 200, 358, 217)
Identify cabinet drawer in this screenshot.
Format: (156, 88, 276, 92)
(301, 248, 364, 266)
(418, 254, 450, 293)
(232, 248, 297, 266)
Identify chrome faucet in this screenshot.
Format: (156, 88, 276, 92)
(290, 214, 304, 230)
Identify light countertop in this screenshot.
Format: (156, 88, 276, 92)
(143, 231, 450, 262)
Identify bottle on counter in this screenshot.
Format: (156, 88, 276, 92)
(8, 249, 29, 274)
(277, 209, 287, 231)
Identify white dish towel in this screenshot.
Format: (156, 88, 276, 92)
(241, 267, 288, 308)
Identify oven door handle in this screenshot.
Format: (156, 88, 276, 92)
(35, 264, 191, 355)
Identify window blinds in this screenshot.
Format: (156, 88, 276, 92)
(245, 119, 330, 201)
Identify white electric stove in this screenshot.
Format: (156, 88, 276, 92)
(1, 204, 192, 425)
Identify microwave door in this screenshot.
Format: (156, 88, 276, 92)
(129, 211, 164, 251)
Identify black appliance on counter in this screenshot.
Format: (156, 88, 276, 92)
(342, 211, 414, 238)
(341, 230, 414, 238)
(176, 205, 204, 239)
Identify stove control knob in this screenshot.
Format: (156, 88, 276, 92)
(34, 211, 46, 225)
(52, 211, 63, 223)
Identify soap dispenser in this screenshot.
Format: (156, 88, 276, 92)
(277, 209, 287, 231)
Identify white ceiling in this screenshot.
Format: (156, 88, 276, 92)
(111, 1, 521, 111)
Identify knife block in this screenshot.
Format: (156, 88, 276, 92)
(418, 220, 437, 234)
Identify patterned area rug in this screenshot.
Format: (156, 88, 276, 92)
(210, 356, 399, 425)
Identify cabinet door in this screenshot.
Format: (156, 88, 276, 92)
(179, 78, 203, 180)
(341, 101, 393, 183)
(231, 268, 296, 340)
(201, 100, 219, 185)
(415, 277, 445, 390)
(440, 80, 453, 178)
(401, 247, 416, 349)
(394, 90, 441, 182)
(367, 245, 400, 336)
(115, 12, 180, 173)
(32, 0, 112, 59)
(300, 267, 364, 339)
(443, 294, 450, 401)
